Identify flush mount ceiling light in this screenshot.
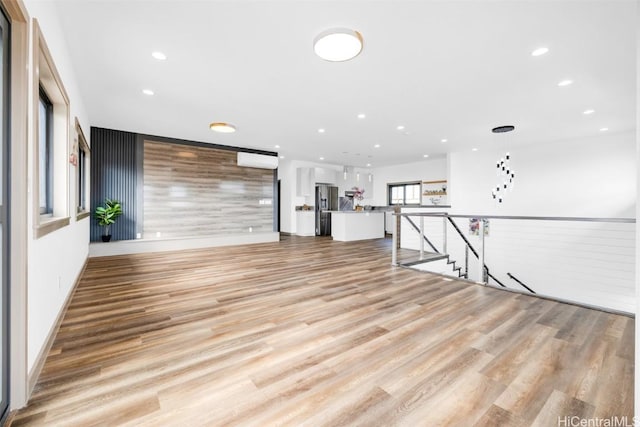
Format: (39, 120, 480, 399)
(314, 28, 363, 62)
(357, 113, 366, 119)
(209, 122, 236, 133)
(558, 79, 573, 87)
(396, 125, 405, 131)
(441, 139, 448, 143)
(318, 128, 325, 133)
(151, 51, 167, 60)
(142, 89, 154, 96)
(583, 109, 595, 115)
(531, 47, 549, 57)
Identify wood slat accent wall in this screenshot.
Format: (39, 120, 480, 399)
(143, 140, 274, 239)
(90, 127, 138, 242)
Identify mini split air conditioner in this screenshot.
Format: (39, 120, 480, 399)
(236, 152, 278, 169)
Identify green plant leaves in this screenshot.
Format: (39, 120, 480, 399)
(94, 198, 123, 228)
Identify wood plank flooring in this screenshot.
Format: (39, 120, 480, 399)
(10, 236, 634, 426)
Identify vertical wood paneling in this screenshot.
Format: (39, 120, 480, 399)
(90, 127, 137, 242)
(143, 140, 273, 238)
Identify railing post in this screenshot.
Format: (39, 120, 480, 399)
(442, 216, 447, 254)
(419, 216, 424, 260)
(464, 245, 469, 278)
(391, 213, 398, 266)
(477, 218, 486, 284)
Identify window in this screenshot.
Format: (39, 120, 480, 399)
(38, 86, 53, 214)
(32, 19, 70, 238)
(388, 182, 421, 205)
(75, 118, 90, 219)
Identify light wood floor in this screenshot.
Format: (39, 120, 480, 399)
(10, 236, 634, 426)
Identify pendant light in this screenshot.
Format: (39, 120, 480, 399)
(491, 125, 516, 205)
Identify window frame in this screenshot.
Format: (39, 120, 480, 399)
(387, 181, 422, 206)
(75, 117, 90, 220)
(32, 19, 70, 238)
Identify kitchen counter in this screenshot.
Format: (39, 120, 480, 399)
(329, 211, 385, 241)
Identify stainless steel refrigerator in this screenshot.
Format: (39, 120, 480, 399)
(315, 184, 339, 236)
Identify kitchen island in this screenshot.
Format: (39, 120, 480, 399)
(330, 211, 385, 242)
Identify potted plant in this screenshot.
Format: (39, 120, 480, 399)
(94, 198, 123, 242)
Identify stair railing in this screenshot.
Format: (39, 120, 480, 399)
(392, 212, 637, 312)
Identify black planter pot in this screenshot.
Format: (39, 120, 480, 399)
(101, 235, 112, 242)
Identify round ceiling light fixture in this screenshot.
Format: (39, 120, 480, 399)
(209, 122, 236, 133)
(314, 28, 363, 62)
(492, 125, 515, 133)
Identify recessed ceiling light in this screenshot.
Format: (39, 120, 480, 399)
(374, 144, 380, 148)
(314, 28, 363, 62)
(357, 113, 366, 119)
(318, 128, 325, 133)
(558, 79, 573, 87)
(441, 139, 448, 143)
(319, 157, 325, 160)
(423, 154, 429, 158)
(599, 127, 609, 132)
(396, 125, 405, 131)
(366, 163, 371, 167)
(583, 109, 595, 115)
(274, 145, 280, 148)
(279, 155, 285, 159)
(151, 51, 167, 60)
(472, 148, 478, 151)
(209, 122, 236, 133)
(531, 47, 549, 57)
(142, 89, 154, 96)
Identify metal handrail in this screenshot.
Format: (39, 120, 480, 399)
(394, 212, 635, 224)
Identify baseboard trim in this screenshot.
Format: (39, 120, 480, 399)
(26, 257, 88, 395)
(89, 232, 280, 257)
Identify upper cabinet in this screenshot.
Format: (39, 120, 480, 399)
(314, 167, 337, 185)
(296, 167, 315, 196)
(296, 167, 338, 196)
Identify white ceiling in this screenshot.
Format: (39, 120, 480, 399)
(53, 0, 636, 167)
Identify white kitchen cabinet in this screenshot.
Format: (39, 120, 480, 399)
(296, 167, 315, 197)
(296, 211, 316, 236)
(385, 211, 395, 234)
(314, 167, 337, 185)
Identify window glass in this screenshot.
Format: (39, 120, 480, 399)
(389, 183, 421, 205)
(38, 93, 52, 214)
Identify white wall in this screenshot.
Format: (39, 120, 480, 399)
(449, 131, 636, 218)
(371, 157, 448, 206)
(23, 0, 91, 372)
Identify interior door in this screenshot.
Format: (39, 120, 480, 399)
(0, 6, 10, 421)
